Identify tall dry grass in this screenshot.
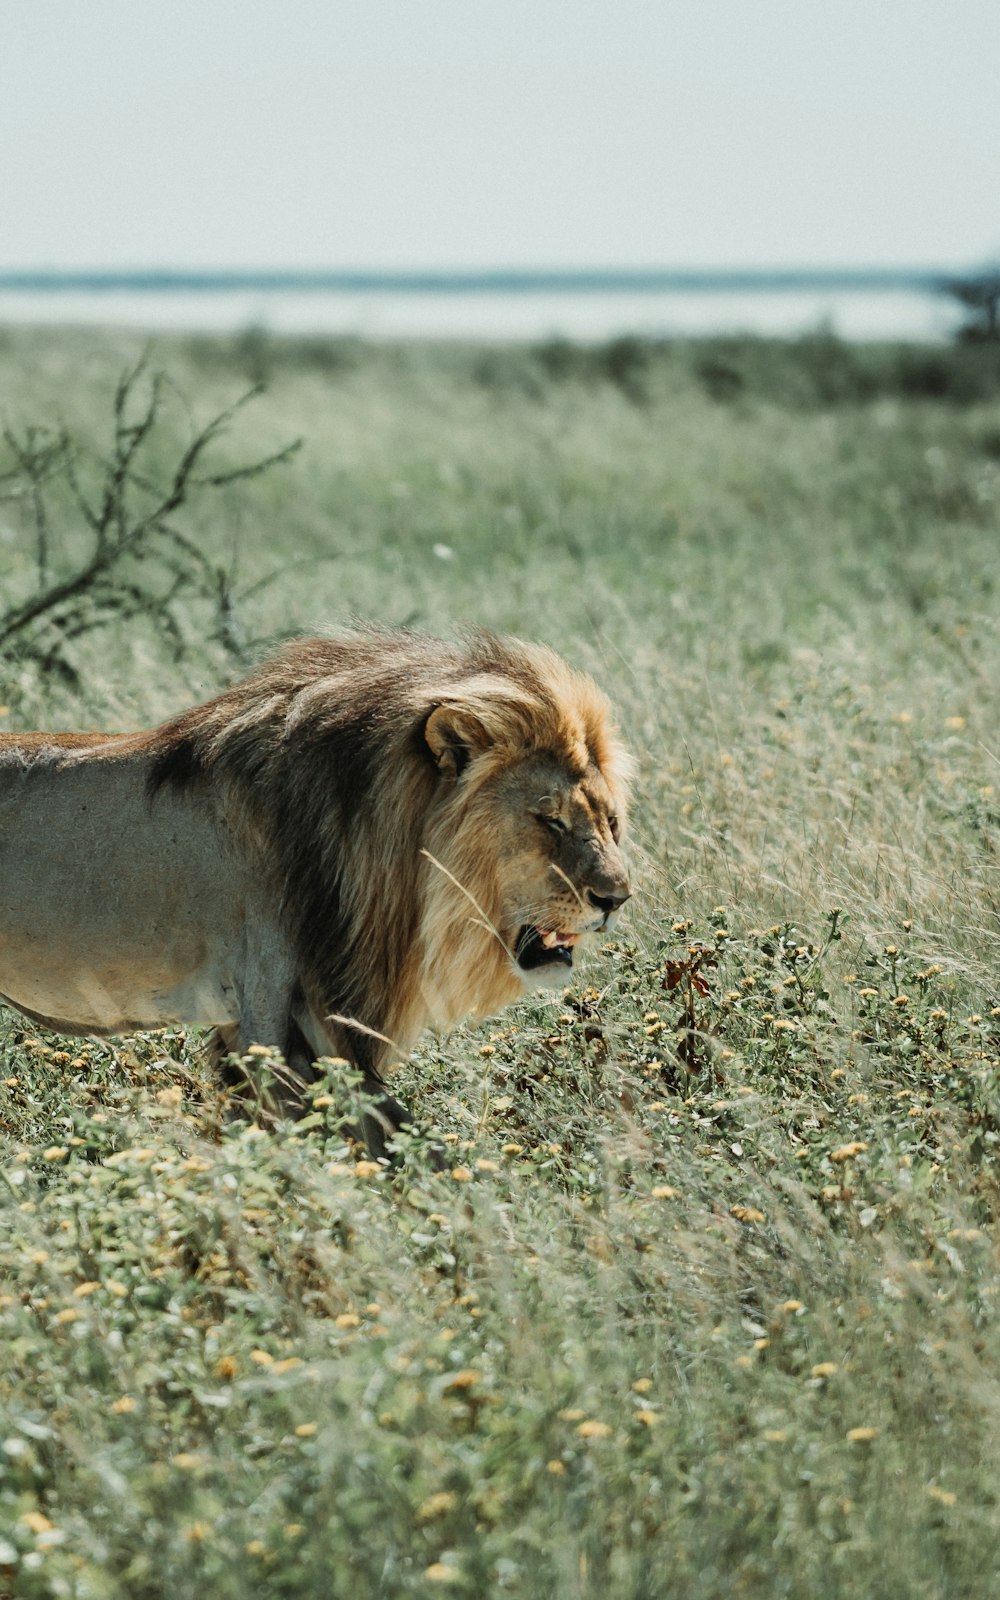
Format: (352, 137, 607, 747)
(1, 326, 999, 1598)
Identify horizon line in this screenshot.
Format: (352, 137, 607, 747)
(0, 265, 992, 296)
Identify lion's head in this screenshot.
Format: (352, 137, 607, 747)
(416, 638, 632, 1031)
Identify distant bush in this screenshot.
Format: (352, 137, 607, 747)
(465, 330, 1000, 410)
(691, 332, 1000, 408)
(943, 269, 1000, 342)
(182, 326, 366, 386)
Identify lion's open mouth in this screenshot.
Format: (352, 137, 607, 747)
(516, 925, 582, 971)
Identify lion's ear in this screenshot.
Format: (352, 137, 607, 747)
(423, 703, 489, 779)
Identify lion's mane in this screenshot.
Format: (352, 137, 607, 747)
(146, 626, 628, 1076)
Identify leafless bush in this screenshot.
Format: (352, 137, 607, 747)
(0, 357, 300, 686)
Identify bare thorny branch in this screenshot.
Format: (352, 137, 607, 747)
(0, 356, 302, 685)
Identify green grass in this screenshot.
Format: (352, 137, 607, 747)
(1, 325, 1000, 1599)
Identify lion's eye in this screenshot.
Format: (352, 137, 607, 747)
(608, 814, 620, 842)
(538, 813, 568, 837)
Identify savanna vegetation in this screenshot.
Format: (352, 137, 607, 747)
(1, 323, 999, 1599)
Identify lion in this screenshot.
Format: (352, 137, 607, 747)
(0, 626, 631, 1152)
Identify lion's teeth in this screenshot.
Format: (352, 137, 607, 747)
(540, 930, 559, 948)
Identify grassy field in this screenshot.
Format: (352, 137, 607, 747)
(1, 324, 999, 1599)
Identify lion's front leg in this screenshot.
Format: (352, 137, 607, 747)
(357, 1085, 415, 1163)
(206, 1015, 321, 1118)
(291, 1002, 417, 1160)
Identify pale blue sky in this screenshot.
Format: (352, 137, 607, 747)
(4, 0, 998, 270)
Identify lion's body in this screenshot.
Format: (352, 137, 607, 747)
(0, 627, 631, 1141)
(0, 737, 285, 1036)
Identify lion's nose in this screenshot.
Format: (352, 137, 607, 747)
(587, 888, 631, 916)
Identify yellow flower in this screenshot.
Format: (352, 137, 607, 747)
(927, 1485, 956, 1506)
(846, 1426, 879, 1443)
(576, 1419, 612, 1439)
(184, 1522, 212, 1542)
(354, 1160, 381, 1178)
(450, 1166, 473, 1182)
(762, 1430, 787, 1443)
(635, 1409, 660, 1426)
(106, 1146, 156, 1166)
(250, 1349, 274, 1366)
(830, 1142, 867, 1163)
(632, 1378, 653, 1393)
(417, 1491, 458, 1520)
(475, 1158, 499, 1173)
(651, 1185, 679, 1199)
(335, 1312, 361, 1328)
(215, 1355, 239, 1379)
(53, 1308, 79, 1325)
(781, 1300, 804, 1314)
(20, 1511, 55, 1535)
(73, 1281, 101, 1298)
(171, 1453, 202, 1470)
(546, 1459, 566, 1475)
(42, 1146, 68, 1162)
(810, 1362, 838, 1379)
(731, 1205, 765, 1224)
(425, 1564, 462, 1584)
(294, 1423, 318, 1438)
(110, 1396, 137, 1414)
(272, 1357, 302, 1374)
(284, 1523, 305, 1539)
(443, 1369, 478, 1391)
(558, 1408, 586, 1421)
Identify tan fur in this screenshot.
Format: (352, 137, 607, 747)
(0, 627, 631, 1141)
